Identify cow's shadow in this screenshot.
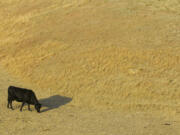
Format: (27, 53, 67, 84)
(39, 95, 72, 113)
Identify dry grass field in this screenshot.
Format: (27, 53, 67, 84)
(1, 0, 180, 134)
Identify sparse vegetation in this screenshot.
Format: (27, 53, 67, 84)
(0, 0, 180, 134)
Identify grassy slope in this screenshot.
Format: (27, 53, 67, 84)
(1, 0, 180, 135)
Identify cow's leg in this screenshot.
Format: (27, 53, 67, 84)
(28, 104, 31, 111)
(9, 100, 14, 110)
(8, 96, 14, 110)
(7, 100, 10, 108)
(20, 102, 25, 112)
(7, 96, 11, 108)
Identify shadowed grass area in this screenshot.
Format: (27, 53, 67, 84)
(39, 95, 72, 112)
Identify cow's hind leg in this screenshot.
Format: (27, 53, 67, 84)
(8, 96, 14, 110)
(20, 102, 25, 112)
(7, 96, 11, 109)
(9, 100, 14, 110)
(7, 99, 10, 108)
(28, 104, 31, 111)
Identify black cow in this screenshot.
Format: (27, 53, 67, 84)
(7, 86, 41, 113)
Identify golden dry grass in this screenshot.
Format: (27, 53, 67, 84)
(1, 0, 180, 134)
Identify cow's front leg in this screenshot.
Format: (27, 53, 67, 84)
(20, 102, 25, 112)
(28, 104, 32, 111)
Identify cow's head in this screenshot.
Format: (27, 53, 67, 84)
(35, 103, 41, 113)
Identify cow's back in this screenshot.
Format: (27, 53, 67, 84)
(8, 86, 34, 102)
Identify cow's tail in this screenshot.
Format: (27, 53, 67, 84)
(8, 86, 13, 95)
